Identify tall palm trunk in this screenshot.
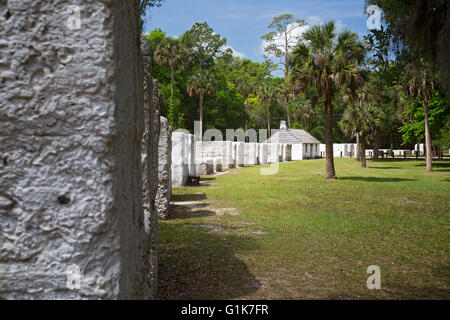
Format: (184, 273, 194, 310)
(199, 93, 204, 141)
(284, 95, 291, 128)
(324, 88, 337, 179)
(424, 95, 433, 172)
(266, 103, 271, 139)
(360, 134, 367, 168)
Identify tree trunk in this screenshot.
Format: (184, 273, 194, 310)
(324, 88, 337, 180)
(285, 95, 291, 128)
(373, 130, 380, 161)
(361, 134, 367, 168)
(424, 95, 433, 172)
(267, 103, 271, 139)
(199, 93, 203, 141)
(356, 132, 361, 161)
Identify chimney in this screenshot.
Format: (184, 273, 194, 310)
(280, 120, 287, 130)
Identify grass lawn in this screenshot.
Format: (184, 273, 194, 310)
(159, 159, 450, 300)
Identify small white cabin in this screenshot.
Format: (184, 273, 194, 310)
(266, 121, 321, 160)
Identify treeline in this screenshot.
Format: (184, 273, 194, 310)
(142, 1, 449, 176)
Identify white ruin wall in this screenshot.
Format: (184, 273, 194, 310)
(259, 143, 269, 165)
(171, 132, 187, 187)
(0, 1, 152, 299)
(141, 37, 160, 299)
(244, 143, 258, 165)
(267, 144, 281, 163)
(156, 117, 172, 220)
(234, 142, 245, 167)
(171, 132, 196, 186)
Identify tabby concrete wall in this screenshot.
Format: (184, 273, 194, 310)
(244, 143, 258, 165)
(267, 144, 281, 163)
(0, 0, 152, 299)
(258, 143, 269, 165)
(141, 36, 160, 299)
(156, 117, 172, 220)
(171, 132, 195, 186)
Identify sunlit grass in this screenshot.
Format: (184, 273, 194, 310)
(159, 159, 450, 300)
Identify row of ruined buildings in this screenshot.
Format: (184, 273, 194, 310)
(0, 0, 433, 300)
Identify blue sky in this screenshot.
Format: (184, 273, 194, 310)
(143, 0, 370, 65)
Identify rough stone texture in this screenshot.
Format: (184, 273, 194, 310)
(244, 143, 258, 165)
(0, 0, 151, 299)
(196, 141, 233, 171)
(185, 134, 196, 177)
(258, 143, 269, 165)
(156, 117, 172, 220)
(171, 132, 187, 187)
(268, 144, 281, 163)
(140, 37, 160, 299)
(234, 142, 245, 167)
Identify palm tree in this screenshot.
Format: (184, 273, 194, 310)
(154, 37, 188, 111)
(187, 69, 217, 139)
(258, 80, 277, 139)
(291, 21, 366, 179)
(403, 60, 436, 172)
(340, 102, 383, 168)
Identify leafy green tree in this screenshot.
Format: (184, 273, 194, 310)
(187, 70, 217, 138)
(230, 59, 273, 130)
(399, 93, 450, 155)
(291, 21, 366, 179)
(154, 37, 189, 121)
(402, 60, 438, 171)
(181, 22, 227, 70)
(257, 80, 277, 138)
(340, 100, 384, 168)
(366, 0, 449, 96)
(262, 14, 306, 128)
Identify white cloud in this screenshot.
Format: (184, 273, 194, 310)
(306, 16, 324, 25)
(223, 45, 246, 59)
(261, 22, 310, 56)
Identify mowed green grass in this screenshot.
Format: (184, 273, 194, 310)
(159, 159, 450, 300)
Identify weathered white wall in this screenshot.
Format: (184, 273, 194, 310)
(140, 37, 160, 299)
(156, 117, 171, 220)
(267, 144, 281, 163)
(292, 144, 303, 160)
(234, 142, 245, 167)
(171, 132, 196, 185)
(0, 0, 152, 299)
(171, 132, 187, 187)
(258, 143, 269, 165)
(244, 143, 258, 165)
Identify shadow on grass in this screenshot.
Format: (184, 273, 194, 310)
(169, 203, 216, 219)
(414, 162, 450, 172)
(200, 177, 216, 182)
(368, 167, 403, 170)
(158, 223, 260, 300)
(340, 177, 417, 182)
(172, 193, 207, 202)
